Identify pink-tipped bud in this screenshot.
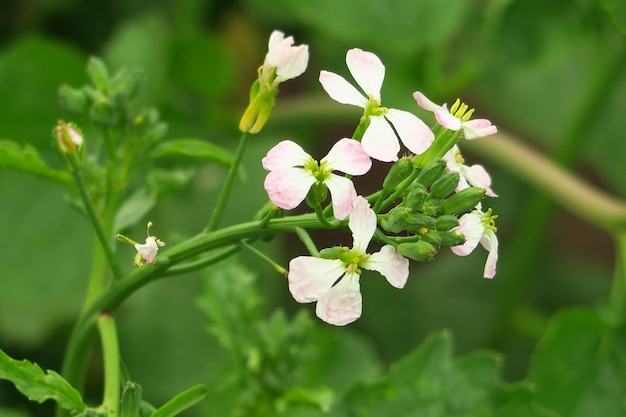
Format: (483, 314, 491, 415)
(55, 120, 83, 153)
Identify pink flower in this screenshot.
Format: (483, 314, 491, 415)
(288, 197, 409, 325)
(135, 237, 159, 265)
(264, 30, 309, 83)
(451, 206, 498, 279)
(319, 49, 434, 162)
(443, 145, 497, 197)
(262, 138, 371, 220)
(413, 92, 497, 139)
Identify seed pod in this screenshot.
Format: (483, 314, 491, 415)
(435, 214, 460, 231)
(415, 158, 446, 188)
(383, 156, 414, 193)
(397, 241, 437, 262)
(430, 172, 460, 198)
(442, 187, 485, 215)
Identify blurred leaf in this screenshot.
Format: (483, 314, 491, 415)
(601, 0, 626, 36)
(150, 139, 235, 169)
(151, 384, 208, 417)
(114, 186, 157, 232)
(528, 308, 626, 417)
(0, 139, 72, 187)
(0, 348, 85, 415)
(147, 167, 197, 196)
(244, 0, 468, 55)
(0, 408, 32, 417)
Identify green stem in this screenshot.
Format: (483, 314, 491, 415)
(97, 312, 120, 417)
(315, 205, 334, 228)
(205, 131, 249, 232)
(161, 246, 240, 276)
(610, 232, 626, 324)
(239, 241, 287, 275)
(296, 227, 320, 256)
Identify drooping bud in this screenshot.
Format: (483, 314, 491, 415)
(430, 172, 460, 199)
(382, 156, 413, 193)
(442, 187, 486, 215)
(54, 120, 83, 153)
(415, 158, 446, 188)
(397, 241, 437, 262)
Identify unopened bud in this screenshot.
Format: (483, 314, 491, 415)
(439, 230, 466, 247)
(430, 172, 460, 199)
(90, 98, 117, 126)
(420, 197, 443, 217)
(382, 206, 412, 233)
(397, 241, 437, 262)
(319, 246, 349, 259)
(121, 381, 142, 417)
(54, 121, 83, 153)
(420, 230, 442, 248)
(415, 158, 446, 188)
(442, 187, 486, 215)
(383, 156, 413, 193)
(305, 182, 328, 209)
(86, 56, 110, 92)
(239, 81, 278, 134)
(435, 214, 460, 231)
(403, 184, 428, 209)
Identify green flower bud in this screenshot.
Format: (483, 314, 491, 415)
(415, 158, 446, 188)
(111, 68, 143, 100)
(87, 56, 110, 93)
(382, 206, 412, 233)
(405, 212, 436, 231)
(239, 79, 278, 134)
(420, 197, 443, 217)
(430, 172, 460, 199)
(420, 230, 442, 248)
(439, 230, 466, 247)
(397, 241, 437, 262)
(442, 187, 486, 215)
(403, 184, 428, 209)
(58, 85, 87, 114)
(305, 182, 328, 209)
(121, 381, 142, 417)
(383, 156, 413, 193)
(319, 246, 349, 259)
(90, 98, 117, 126)
(435, 214, 460, 231)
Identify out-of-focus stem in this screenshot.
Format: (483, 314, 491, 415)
(97, 312, 120, 417)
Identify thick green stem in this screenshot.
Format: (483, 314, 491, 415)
(97, 312, 120, 417)
(205, 132, 249, 232)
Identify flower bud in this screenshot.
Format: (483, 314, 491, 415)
(430, 172, 460, 199)
(319, 246, 349, 259)
(435, 214, 460, 231)
(54, 120, 83, 153)
(415, 158, 446, 188)
(420, 197, 443, 217)
(90, 98, 118, 126)
(420, 230, 442, 248)
(121, 381, 142, 417)
(382, 206, 412, 233)
(87, 56, 110, 93)
(382, 156, 413, 193)
(442, 187, 486, 215)
(403, 184, 428, 209)
(397, 241, 437, 262)
(305, 182, 328, 209)
(238, 83, 277, 134)
(405, 212, 436, 232)
(439, 230, 466, 247)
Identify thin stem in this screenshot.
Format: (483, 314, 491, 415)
(239, 241, 287, 276)
(296, 227, 320, 256)
(97, 312, 120, 417)
(205, 131, 249, 232)
(161, 246, 240, 276)
(315, 205, 334, 228)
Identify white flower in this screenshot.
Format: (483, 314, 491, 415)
(451, 205, 498, 279)
(319, 48, 434, 162)
(413, 91, 497, 139)
(135, 237, 159, 265)
(443, 145, 497, 197)
(288, 196, 409, 325)
(264, 30, 309, 83)
(262, 138, 372, 220)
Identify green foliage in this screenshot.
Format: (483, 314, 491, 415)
(0, 139, 73, 187)
(150, 139, 236, 170)
(150, 384, 208, 417)
(0, 348, 86, 415)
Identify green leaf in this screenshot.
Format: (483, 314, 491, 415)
(150, 384, 208, 417)
(114, 186, 157, 232)
(0, 348, 86, 414)
(528, 308, 626, 417)
(600, 0, 626, 36)
(0, 139, 72, 186)
(150, 138, 236, 170)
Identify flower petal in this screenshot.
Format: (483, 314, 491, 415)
(345, 48, 384, 102)
(262, 140, 312, 171)
(288, 257, 345, 303)
(450, 212, 484, 256)
(135, 237, 158, 264)
(361, 115, 400, 162)
(315, 272, 362, 326)
(462, 164, 498, 197)
(412, 91, 441, 112)
(480, 229, 499, 279)
(385, 109, 435, 155)
(363, 245, 409, 289)
(319, 70, 368, 108)
(462, 119, 498, 139)
(325, 173, 357, 220)
(322, 138, 372, 176)
(264, 168, 316, 210)
(265, 31, 309, 82)
(434, 106, 462, 131)
(348, 196, 376, 253)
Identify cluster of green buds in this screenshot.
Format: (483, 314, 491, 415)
(379, 156, 486, 262)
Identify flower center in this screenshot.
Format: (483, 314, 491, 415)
(449, 98, 475, 122)
(339, 249, 370, 274)
(481, 208, 498, 232)
(303, 158, 331, 182)
(364, 96, 386, 118)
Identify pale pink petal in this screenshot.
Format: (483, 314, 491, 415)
(480, 229, 498, 279)
(434, 106, 462, 131)
(135, 237, 158, 263)
(288, 257, 345, 303)
(348, 196, 376, 253)
(324, 174, 357, 220)
(262, 140, 311, 171)
(265, 31, 308, 82)
(462, 119, 497, 140)
(361, 115, 400, 162)
(322, 138, 372, 176)
(463, 164, 498, 197)
(385, 109, 435, 155)
(450, 212, 484, 256)
(319, 71, 368, 108)
(412, 91, 441, 112)
(264, 168, 316, 210)
(363, 245, 409, 289)
(345, 48, 384, 102)
(316, 272, 362, 326)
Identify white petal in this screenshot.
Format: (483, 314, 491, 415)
(348, 196, 376, 253)
(319, 70, 368, 108)
(363, 245, 409, 289)
(434, 105, 461, 131)
(462, 164, 498, 197)
(480, 229, 499, 279)
(325, 174, 357, 221)
(135, 237, 158, 263)
(264, 168, 316, 210)
(361, 115, 399, 162)
(288, 257, 345, 303)
(315, 272, 362, 326)
(262, 140, 311, 171)
(412, 91, 442, 112)
(450, 212, 484, 256)
(462, 119, 497, 140)
(385, 109, 435, 155)
(345, 48, 384, 102)
(264, 31, 309, 81)
(322, 138, 372, 175)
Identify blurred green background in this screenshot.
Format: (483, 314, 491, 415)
(1, 0, 625, 415)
